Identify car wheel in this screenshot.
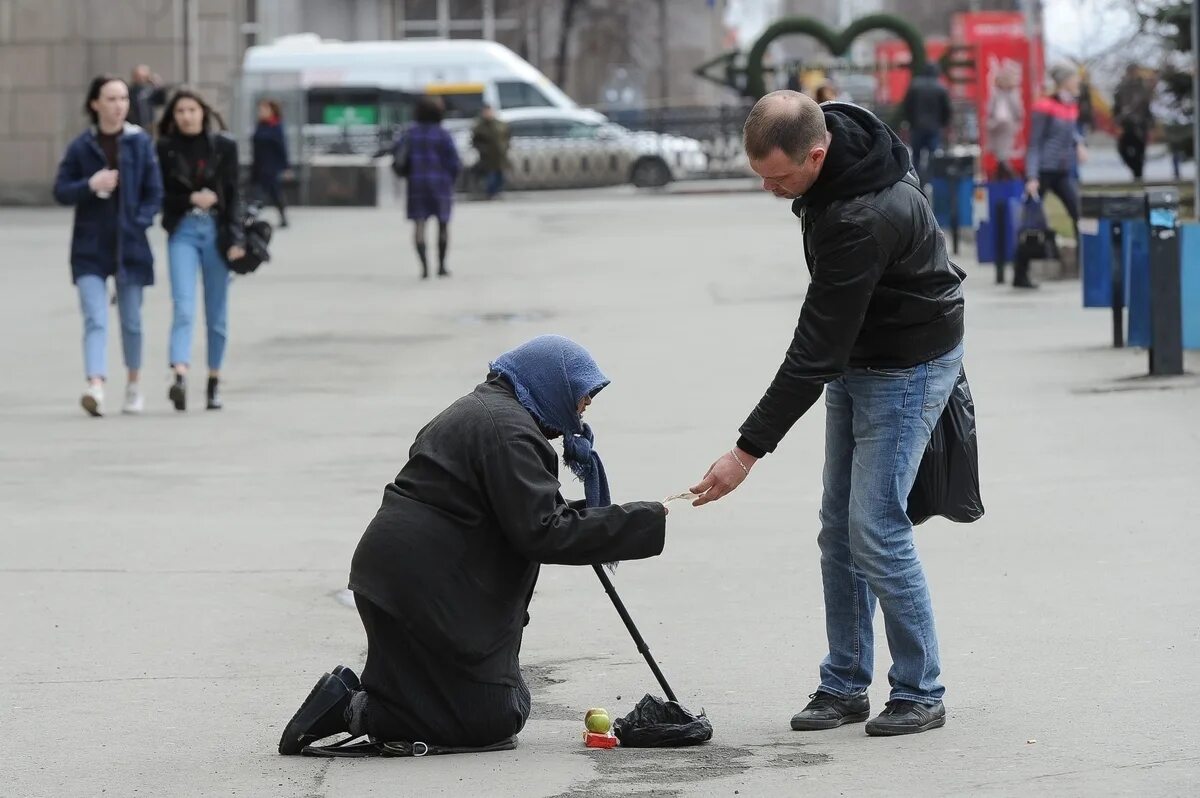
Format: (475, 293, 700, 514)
(631, 157, 672, 188)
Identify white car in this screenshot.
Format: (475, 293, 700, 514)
(453, 108, 709, 190)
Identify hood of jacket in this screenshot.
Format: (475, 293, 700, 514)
(794, 102, 912, 213)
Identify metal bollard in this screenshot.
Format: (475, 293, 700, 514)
(1145, 188, 1185, 375)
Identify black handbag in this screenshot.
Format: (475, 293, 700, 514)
(227, 202, 272, 275)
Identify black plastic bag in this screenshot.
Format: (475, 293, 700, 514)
(907, 366, 984, 526)
(612, 694, 713, 748)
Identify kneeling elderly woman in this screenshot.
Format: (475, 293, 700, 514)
(279, 335, 669, 755)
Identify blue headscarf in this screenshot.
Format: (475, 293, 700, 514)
(490, 335, 611, 508)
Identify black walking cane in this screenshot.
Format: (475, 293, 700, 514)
(591, 564, 678, 703)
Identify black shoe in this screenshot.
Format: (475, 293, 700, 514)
(1012, 278, 1039, 289)
(865, 699, 946, 737)
(790, 690, 870, 731)
(279, 218, 289, 229)
(331, 664, 360, 691)
(278, 673, 352, 755)
(206, 377, 222, 411)
(169, 374, 186, 412)
(437, 268, 450, 278)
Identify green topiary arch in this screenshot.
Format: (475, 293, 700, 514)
(744, 14, 927, 99)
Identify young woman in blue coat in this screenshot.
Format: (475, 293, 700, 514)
(53, 75, 164, 417)
(251, 99, 290, 228)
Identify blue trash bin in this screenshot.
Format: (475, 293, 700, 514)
(1081, 218, 1133, 309)
(931, 176, 975, 232)
(1124, 221, 1151, 348)
(1177, 222, 1200, 349)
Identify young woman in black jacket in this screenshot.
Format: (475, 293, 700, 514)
(157, 88, 245, 412)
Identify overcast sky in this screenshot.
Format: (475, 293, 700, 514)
(1042, 0, 1141, 62)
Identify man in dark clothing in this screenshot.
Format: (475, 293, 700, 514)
(690, 91, 965, 737)
(471, 105, 511, 199)
(902, 63, 952, 181)
(1113, 65, 1155, 181)
(127, 65, 167, 130)
(278, 336, 668, 754)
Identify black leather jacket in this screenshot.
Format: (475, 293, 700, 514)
(157, 131, 244, 255)
(737, 104, 965, 458)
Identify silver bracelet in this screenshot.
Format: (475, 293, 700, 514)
(730, 448, 750, 475)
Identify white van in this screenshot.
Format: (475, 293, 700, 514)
(241, 35, 577, 154)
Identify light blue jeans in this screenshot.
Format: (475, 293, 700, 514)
(76, 274, 144, 380)
(168, 214, 230, 370)
(817, 341, 965, 705)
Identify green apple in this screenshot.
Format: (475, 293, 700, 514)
(585, 709, 611, 734)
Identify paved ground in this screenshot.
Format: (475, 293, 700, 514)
(4, 190, 1199, 797)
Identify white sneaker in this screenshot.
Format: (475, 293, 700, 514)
(122, 383, 144, 415)
(81, 383, 104, 417)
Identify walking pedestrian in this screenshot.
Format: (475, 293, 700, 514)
(53, 75, 163, 417)
(276, 336, 668, 754)
(395, 97, 461, 279)
(1113, 65, 1155, 182)
(986, 62, 1024, 180)
(1026, 64, 1086, 248)
(157, 88, 245, 412)
(251, 99, 290, 228)
(902, 63, 952, 181)
(471, 104, 510, 199)
(689, 92, 966, 737)
(127, 64, 168, 131)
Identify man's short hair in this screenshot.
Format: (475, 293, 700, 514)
(743, 90, 827, 162)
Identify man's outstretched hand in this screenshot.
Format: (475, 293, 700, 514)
(690, 447, 758, 506)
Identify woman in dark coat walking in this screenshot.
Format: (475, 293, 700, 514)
(278, 336, 669, 754)
(396, 97, 461, 278)
(157, 88, 245, 412)
(251, 99, 290, 227)
(53, 74, 163, 417)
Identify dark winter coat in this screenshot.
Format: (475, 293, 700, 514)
(902, 67, 952, 133)
(53, 123, 164, 286)
(737, 103, 966, 458)
(251, 120, 290, 182)
(157, 131, 245, 255)
(471, 117, 511, 172)
(349, 374, 667, 686)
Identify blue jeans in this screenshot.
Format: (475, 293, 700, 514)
(817, 341, 965, 704)
(76, 274, 143, 380)
(484, 170, 505, 198)
(168, 214, 231, 370)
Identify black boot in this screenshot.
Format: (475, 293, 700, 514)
(995, 262, 1006, 284)
(278, 672, 353, 755)
(206, 377, 222, 411)
(790, 690, 870, 731)
(169, 372, 187, 412)
(1012, 252, 1038, 289)
(416, 243, 429, 279)
(865, 699, 946, 736)
(437, 232, 449, 277)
